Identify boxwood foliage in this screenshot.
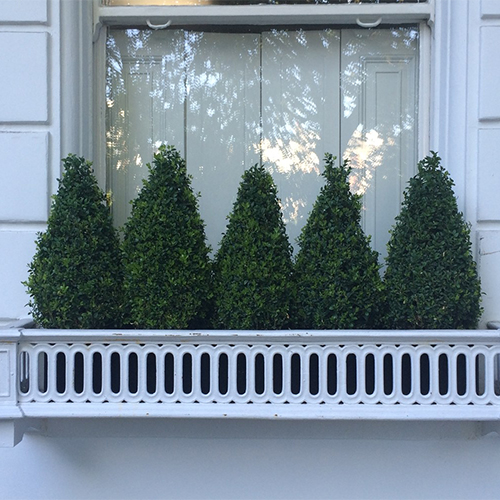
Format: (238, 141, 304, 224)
(294, 154, 383, 329)
(383, 152, 482, 329)
(25, 154, 124, 329)
(213, 164, 294, 329)
(122, 145, 212, 329)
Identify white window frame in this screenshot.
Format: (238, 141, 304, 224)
(93, 1, 434, 30)
(82, 0, 433, 189)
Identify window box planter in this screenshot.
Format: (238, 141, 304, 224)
(1, 321, 500, 446)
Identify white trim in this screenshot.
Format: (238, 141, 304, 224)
(93, 24, 107, 188)
(19, 402, 500, 421)
(60, 0, 93, 160)
(13, 328, 500, 345)
(419, 20, 432, 159)
(94, 3, 433, 30)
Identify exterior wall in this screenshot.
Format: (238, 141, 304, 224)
(431, 0, 500, 328)
(0, 420, 499, 499)
(0, 0, 59, 323)
(0, 1, 500, 498)
(473, 0, 500, 327)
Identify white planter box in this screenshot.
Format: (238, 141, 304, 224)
(2, 323, 500, 446)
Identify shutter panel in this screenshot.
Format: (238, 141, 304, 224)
(340, 28, 418, 261)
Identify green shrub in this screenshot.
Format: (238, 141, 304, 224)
(25, 154, 124, 328)
(383, 152, 482, 329)
(122, 145, 212, 329)
(294, 154, 383, 329)
(213, 164, 294, 329)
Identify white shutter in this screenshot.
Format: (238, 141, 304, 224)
(340, 28, 418, 261)
(107, 28, 419, 255)
(261, 29, 341, 249)
(107, 30, 186, 229)
(186, 32, 261, 251)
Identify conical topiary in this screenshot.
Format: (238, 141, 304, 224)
(25, 154, 124, 328)
(213, 164, 294, 329)
(294, 153, 383, 329)
(383, 152, 482, 329)
(122, 145, 212, 329)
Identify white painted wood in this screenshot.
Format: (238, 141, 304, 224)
(108, 29, 342, 250)
(0, 32, 48, 123)
(0, 232, 37, 319)
(262, 29, 340, 248)
(186, 32, 260, 250)
(479, 26, 500, 121)
(6, 328, 500, 419)
(0, 342, 18, 404)
(108, 27, 419, 252)
(0, 0, 47, 23)
(108, 30, 261, 244)
(16, 402, 500, 421)
(418, 22, 431, 160)
(481, 0, 500, 19)
(478, 128, 500, 221)
(96, 3, 434, 28)
(17, 328, 500, 345)
(60, 0, 94, 161)
(0, 330, 22, 447)
(0, 351, 11, 399)
(0, 132, 48, 221)
(340, 28, 418, 261)
(478, 230, 500, 327)
(107, 29, 186, 229)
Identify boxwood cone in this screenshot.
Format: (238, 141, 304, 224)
(122, 145, 212, 329)
(294, 153, 383, 329)
(25, 154, 124, 329)
(383, 152, 482, 329)
(213, 164, 294, 329)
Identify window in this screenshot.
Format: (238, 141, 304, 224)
(103, 4, 426, 259)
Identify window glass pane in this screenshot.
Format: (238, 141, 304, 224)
(106, 26, 418, 258)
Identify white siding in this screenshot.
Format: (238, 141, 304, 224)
(0, 0, 59, 322)
(465, 0, 500, 326)
(0, 0, 47, 23)
(0, 132, 48, 221)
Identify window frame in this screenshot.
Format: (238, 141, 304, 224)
(93, 1, 434, 30)
(90, 0, 433, 190)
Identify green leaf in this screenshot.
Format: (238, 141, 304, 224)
(25, 154, 124, 329)
(122, 145, 213, 329)
(383, 152, 482, 329)
(213, 164, 294, 329)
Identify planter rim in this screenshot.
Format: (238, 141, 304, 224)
(2, 325, 499, 345)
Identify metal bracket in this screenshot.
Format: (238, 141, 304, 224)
(146, 19, 172, 30)
(356, 17, 382, 29)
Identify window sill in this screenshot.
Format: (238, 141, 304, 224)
(1, 321, 500, 446)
